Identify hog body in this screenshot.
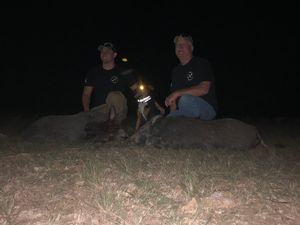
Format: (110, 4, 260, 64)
(21, 110, 108, 143)
(131, 117, 261, 150)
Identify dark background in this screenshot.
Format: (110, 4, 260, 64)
(1, 6, 299, 118)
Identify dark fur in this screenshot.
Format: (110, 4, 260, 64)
(21, 110, 108, 143)
(131, 117, 264, 150)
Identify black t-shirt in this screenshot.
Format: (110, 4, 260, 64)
(170, 57, 218, 112)
(83, 65, 137, 107)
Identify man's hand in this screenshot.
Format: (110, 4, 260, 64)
(165, 91, 180, 107)
(165, 81, 211, 108)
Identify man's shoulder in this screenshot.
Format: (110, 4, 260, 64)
(172, 62, 182, 72)
(115, 65, 134, 76)
(86, 65, 101, 76)
(173, 57, 211, 69)
(191, 57, 213, 73)
(192, 57, 211, 65)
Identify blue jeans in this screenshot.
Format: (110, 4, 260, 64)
(167, 94, 216, 120)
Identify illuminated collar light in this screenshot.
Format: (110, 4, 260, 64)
(137, 96, 151, 103)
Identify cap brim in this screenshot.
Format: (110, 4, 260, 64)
(97, 45, 104, 51)
(97, 45, 116, 52)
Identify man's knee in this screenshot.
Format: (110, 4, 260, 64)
(106, 91, 127, 104)
(178, 95, 197, 108)
(106, 91, 128, 123)
(177, 95, 200, 118)
(178, 95, 216, 119)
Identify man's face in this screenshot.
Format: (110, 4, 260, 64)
(100, 47, 117, 63)
(175, 38, 193, 60)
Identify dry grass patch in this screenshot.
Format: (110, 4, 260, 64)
(0, 119, 299, 224)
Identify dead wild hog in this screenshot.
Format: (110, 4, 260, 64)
(131, 117, 262, 150)
(21, 110, 108, 143)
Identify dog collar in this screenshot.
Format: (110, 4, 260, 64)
(137, 96, 151, 103)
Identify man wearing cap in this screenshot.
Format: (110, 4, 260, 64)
(82, 42, 138, 124)
(165, 34, 218, 120)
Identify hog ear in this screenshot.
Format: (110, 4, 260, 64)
(108, 105, 117, 121)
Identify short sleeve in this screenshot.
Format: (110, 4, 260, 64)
(83, 68, 95, 86)
(196, 59, 213, 82)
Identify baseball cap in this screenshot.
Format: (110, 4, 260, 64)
(97, 42, 117, 52)
(173, 33, 193, 45)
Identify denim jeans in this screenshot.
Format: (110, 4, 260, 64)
(167, 94, 216, 120)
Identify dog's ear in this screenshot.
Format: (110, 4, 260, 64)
(147, 85, 154, 91)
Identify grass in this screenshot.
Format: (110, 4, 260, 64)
(0, 193, 17, 225)
(0, 118, 299, 224)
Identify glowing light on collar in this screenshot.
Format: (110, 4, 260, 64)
(138, 95, 151, 103)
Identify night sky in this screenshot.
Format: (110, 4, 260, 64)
(1, 7, 299, 117)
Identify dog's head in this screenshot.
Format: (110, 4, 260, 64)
(134, 83, 154, 101)
(135, 82, 164, 121)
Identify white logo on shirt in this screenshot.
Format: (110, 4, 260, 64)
(187, 71, 193, 81)
(111, 76, 119, 84)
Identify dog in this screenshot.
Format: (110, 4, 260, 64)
(134, 83, 165, 131)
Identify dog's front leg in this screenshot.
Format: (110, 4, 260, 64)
(135, 111, 142, 132)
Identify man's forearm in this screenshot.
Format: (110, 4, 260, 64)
(82, 96, 90, 112)
(170, 103, 177, 112)
(177, 82, 210, 97)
